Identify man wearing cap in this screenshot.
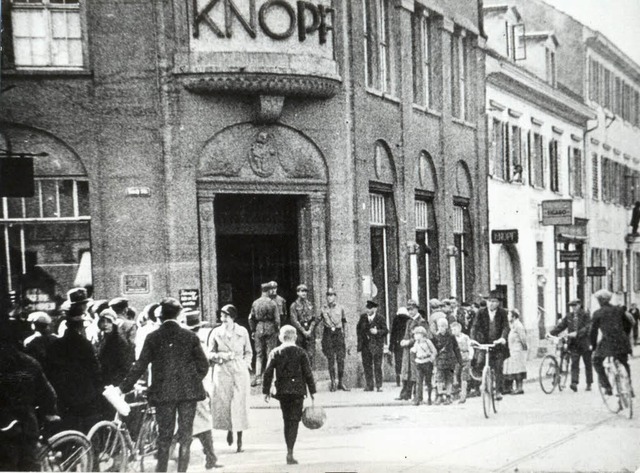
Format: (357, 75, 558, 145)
(44, 300, 103, 433)
(549, 299, 593, 391)
(590, 289, 634, 396)
(268, 281, 289, 327)
(356, 301, 388, 392)
(23, 312, 57, 366)
(109, 297, 137, 349)
(397, 300, 430, 401)
(390, 307, 410, 387)
(470, 290, 509, 400)
(319, 288, 349, 392)
(290, 284, 317, 366)
(118, 298, 209, 472)
(249, 282, 280, 387)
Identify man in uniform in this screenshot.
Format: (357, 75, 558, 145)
(249, 282, 280, 387)
(290, 284, 317, 366)
(268, 281, 289, 327)
(319, 288, 349, 392)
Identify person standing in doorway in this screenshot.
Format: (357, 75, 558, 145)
(319, 288, 349, 391)
(356, 301, 388, 392)
(269, 281, 289, 327)
(117, 298, 209, 473)
(290, 284, 317, 366)
(249, 283, 279, 387)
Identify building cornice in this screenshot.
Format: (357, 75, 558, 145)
(586, 34, 640, 85)
(486, 54, 595, 127)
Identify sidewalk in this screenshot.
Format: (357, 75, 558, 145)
(248, 348, 558, 410)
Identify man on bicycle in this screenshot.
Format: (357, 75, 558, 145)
(590, 289, 633, 396)
(549, 299, 593, 392)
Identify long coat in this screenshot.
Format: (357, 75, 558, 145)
(209, 323, 253, 431)
(192, 325, 214, 435)
(119, 320, 209, 405)
(550, 308, 591, 352)
(504, 319, 528, 376)
(356, 312, 388, 356)
(470, 307, 510, 359)
(400, 316, 430, 381)
(97, 327, 135, 387)
(590, 302, 633, 358)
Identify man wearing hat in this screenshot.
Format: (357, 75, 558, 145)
(470, 290, 509, 400)
(249, 282, 280, 387)
(290, 284, 317, 366)
(319, 288, 349, 391)
(268, 281, 289, 327)
(549, 299, 593, 391)
(389, 307, 411, 387)
(23, 312, 57, 366)
(109, 297, 137, 350)
(356, 300, 388, 391)
(397, 300, 430, 401)
(118, 298, 209, 472)
(590, 289, 634, 396)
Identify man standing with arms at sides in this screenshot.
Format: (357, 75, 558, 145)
(269, 281, 289, 327)
(290, 284, 317, 366)
(249, 283, 279, 387)
(319, 288, 350, 392)
(356, 301, 388, 392)
(117, 298, 209, 473)
(470, 291, 509, 400)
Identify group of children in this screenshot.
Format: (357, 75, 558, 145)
(410, 319, 473, 406)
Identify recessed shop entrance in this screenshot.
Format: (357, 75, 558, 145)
(214, 194, 299, 325)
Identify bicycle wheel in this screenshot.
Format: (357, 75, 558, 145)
(132, 412, 159, 472)
(539, 355, 559, 394)
(40, 430, 93, 472)
(599, 365, 621, 414)
(491, 368, 498, 414)
(87, 421, 127, 472)
(615, 363, 633, 420)
(558, 354, 570, 391)
(482, 368, 492, 418)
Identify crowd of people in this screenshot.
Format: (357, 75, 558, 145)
(0, 281, 636, 471)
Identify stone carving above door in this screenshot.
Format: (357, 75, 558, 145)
(198, 123, 327, 183)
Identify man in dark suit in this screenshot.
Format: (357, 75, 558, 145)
(549, 299, 593, 391)
(117, 298, 209, 472)
(590, 289, 633, 396)
(262, 325, 316, 465)
(470, 291, 509, 400)
(356, 300, 389, 392)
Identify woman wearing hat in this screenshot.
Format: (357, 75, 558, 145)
(96, 309, 135, 388)
(209, 304, 253, 453)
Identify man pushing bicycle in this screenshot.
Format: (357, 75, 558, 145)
(590, 289, 633, 397)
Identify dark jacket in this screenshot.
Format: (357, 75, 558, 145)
(433, 331, 462, 370)
(470, 307, 510, 358)
(262, 344, 316, 399)
(119, 320, 209, 404)
(590, 303, 633, 357)
(24, 333, 57, 367)
(44, 328, 102, 417)
(97, 327, 135, 387)
(356, 312, 389, 356)
(550, 308, 591, 352)
(0, 344, 57, 440)
(389, 313, 409, 353)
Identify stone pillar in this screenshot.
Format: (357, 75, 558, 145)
(198, 196, 218, 324)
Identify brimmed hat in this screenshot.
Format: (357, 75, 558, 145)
(220, 304, 238, 319)
(365, 300, 378, 309)
(407, 299, 419, 309)
(109, 297, 129, 312)
(296, 284, 308, 292)
(27, 311, 52, 325)
(260, 282, 271, 291)
(594, 289, 612, 302)
(184, 309, 204, 328)
(396, 307, 409, 316)
(98, 308, 118, 324)
(487, 290, 502, 301)
(268, 281, 278, 289)
(568, 299, 582, 306)
(67, 287, 91, 306)
(428, 298, 441, 308)
(90, 300, 110, 316)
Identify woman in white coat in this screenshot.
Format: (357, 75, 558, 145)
(210, 304, 253, 452)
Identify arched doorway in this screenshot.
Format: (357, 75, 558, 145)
(196, 123, 328, 333)
(494, 244, 522, 316)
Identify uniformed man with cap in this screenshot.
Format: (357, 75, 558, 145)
(268, 281, 289, 327)
(109, 297, 137, 350)
(290, 284, 317, 365)
(319, 288, 350, 391)
(249, 282, 280, 387)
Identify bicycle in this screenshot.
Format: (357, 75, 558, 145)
(539, 334, 571, 394)
(87, 388, 159, 472)
(470, 341, 498, 419)
(0, 418, 94, 471)
(598, 356, 633, 419)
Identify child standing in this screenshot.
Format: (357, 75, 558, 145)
(409, 326, 437, 405)
(433, 318, 462, 405)
(451, 321, 473, 404)
(262, 325, 316, 465)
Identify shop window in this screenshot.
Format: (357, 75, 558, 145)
(6, 0, 83, 68)
(1, 177, 91, 315)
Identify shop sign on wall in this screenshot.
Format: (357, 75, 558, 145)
(541, 200, 573, 226)
(179, 289, 200, 310)
(122, 274, 151, 295)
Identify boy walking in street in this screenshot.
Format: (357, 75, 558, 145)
(410, 326, 436, 405)
(433, 318, 462, 405)
(263, 325, 316, 465)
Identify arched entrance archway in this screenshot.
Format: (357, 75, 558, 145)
(494, 244, 523, 316)
(196, 123, 329, 335)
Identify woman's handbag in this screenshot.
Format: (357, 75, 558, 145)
(301, 400, 326, 430)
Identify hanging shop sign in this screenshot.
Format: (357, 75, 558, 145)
(491, 229, 519, 244)
(586, 266, 607, 277)
(559, 250, 582, 263)
(541, 200, 573, 226)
